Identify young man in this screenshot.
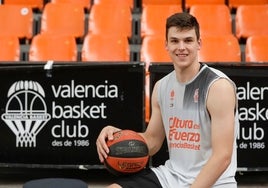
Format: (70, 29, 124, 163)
(96, 12, 239, 188)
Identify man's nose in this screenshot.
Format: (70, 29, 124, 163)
(177, 41, 186, 50)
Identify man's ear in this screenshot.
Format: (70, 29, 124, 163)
(198, 38, 202, 50)
(165, 40, 168, 51)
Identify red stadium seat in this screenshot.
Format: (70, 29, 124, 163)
(0, 36, 20, 62)
(88, 4, 132, 38)
(50, 0, 91, 11)
(81, 34, 130, 62)
(3, 0, 44, 11)
(140, 34, 172, 123)
(185, 0, 225, 9)
(199, 35, 241, 62)
(141, 5, 182, 37)
(0, 5, 33, 40)
(140, 35, 171, 67)
(189, 4, 232, 36)
(142, 0, 181, 5)
(41, 2, 85, 39)
(229, 0, 268, 10)
(94, 0, 133, 9)
(29, 34, 77, 62)
(235, 5, 268, 40)
(245, 35, 268, 62)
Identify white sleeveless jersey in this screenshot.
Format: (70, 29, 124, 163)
(152, 64, 239, 188)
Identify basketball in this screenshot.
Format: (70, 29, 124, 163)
(104, 130, 149, 176)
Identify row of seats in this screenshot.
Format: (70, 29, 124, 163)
(0, 1, 268, 42)
(2, 0, 268, 12)
(142, 4, 268, 41)
(0, 34, 130, 62)
(141, 35, 268, 64)
(2, 0, 92, 12)
(0, 2, 134, 41)
(1, 33, 267, 63)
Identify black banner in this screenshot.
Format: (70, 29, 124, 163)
(0, 63, 145, 167)
(149, 63, 268, 171)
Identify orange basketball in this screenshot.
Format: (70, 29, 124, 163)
(104, 130, 149, 176)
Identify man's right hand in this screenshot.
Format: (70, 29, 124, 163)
(96, 125, 122, 163)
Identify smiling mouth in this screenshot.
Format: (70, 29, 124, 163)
(176, 54, 188, 57)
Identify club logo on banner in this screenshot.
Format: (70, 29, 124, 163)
(1, 80, 51, 148)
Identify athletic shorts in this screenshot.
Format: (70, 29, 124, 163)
(115, 168, 162, 188)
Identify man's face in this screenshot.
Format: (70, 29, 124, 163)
(165, 27, 201, 68)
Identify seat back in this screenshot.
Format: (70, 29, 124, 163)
(0, 36, 20, 61)
(189, 4, 232, 36)
(0, 5, 33, 40)
(185, 0, 225, 9)
(140, 35, 171, 123)
(140, 36, 171, 67)
(94, 0, 133, 9)
(142, 0, 181, 5)
(245, 35, 268, 62)
(50, 0, 91, 11)
(81, 34, 130, 62)
(29, 34, 77, 62)
(41, 2, 85, 38)
(199, 35, 241, 62)
(3, 0, 44, 11)
(141, 5, 182, 37)
(229, 0, 268, 9)
(235, 5, 268, 40)
(88, 4, 132, 38)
